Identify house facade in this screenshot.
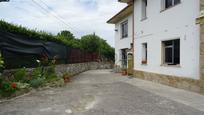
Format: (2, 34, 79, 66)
(108, 0, 204, 93)
(107, 5, 133, 69)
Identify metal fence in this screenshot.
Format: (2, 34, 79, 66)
(2, 49, 100, 69)
(67, 49, 100, 64)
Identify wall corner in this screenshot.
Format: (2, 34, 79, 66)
(196, 10, 204, 80)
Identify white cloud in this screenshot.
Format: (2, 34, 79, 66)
(0, 0, 126, 46)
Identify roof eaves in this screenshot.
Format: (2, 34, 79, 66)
(107, 5, 133, 24)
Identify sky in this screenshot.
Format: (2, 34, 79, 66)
(0, 0, 126, 47)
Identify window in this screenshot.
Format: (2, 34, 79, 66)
(142, 43, 147, 64)
(121, 21, 128, 38)
(141, 0, 147, 20)
(162, 39, 180, 65)
(163, 0, 181, 9)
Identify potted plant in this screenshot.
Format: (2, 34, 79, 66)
(141, 60, 147, 65)
(121, 67, 127, 76)
(63, 73, 72, 83)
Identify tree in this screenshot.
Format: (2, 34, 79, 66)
(56, 30, 81, 48)
(80, 34, 115, 61)
(57, 30, 75, 40)
(80, 34, 100, 53)
(99, 39, 115, 61)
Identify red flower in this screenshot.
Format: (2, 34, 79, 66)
(11, 83, 17, 89)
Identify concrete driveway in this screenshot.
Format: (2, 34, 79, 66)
(1, 69, 204, 115)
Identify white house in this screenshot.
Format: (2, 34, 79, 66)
(107, 5, 133, 69)
(108, 0, 204, 93)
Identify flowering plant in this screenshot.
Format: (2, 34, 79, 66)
(0, 53, 4, 68)
(11, 82, 17, 89)
(0, 81, 17, 97)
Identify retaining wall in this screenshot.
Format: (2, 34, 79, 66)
(2, 62, 113, 77)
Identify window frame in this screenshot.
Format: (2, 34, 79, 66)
(121, 20, 128, 39)
(161, 0, 181, 12)
(141, 0, 148, 21)
(162, 39, 180, 66)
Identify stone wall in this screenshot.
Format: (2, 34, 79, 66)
(196, 9, 204, 80)
(3, 62, 113, 77)
(200, 24, 204, 80)
(55, 62, 113, 76)
(133, 70, 204, 94)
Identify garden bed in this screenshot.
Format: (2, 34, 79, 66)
(0, 59, 73, 100)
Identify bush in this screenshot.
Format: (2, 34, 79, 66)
(14, 68, 27, 82)
(16, 82, 30, 89)
(0, 81, 16, 97)
(29, 77, 45, 88)
(44, 66, 57, 80)
(0, 53, 3, 68)
(32, 67, 43, 79)
(0, 53, 4, 73)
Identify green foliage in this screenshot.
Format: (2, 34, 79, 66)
(57, 30, 75, 40)
(99, 39, 115, 61)
(32, 67, 43, 79)
(14, 68, 27, 82)
(80, 34, 115, 61)
(0, 53, 4, 73)
(0, 20, 70, 46)
(0, 81, 16, 97)
(80, 34, 100, 53)
(16, 82, 30, 89)
(45, 77, 65, 87)
(0, 77, 3, 87)
(0, 53, 4, 68)
(0, 20, 115, 62)
(29, 77, 45, 88)
(43, 65, 58, 81)
(57, 30, 80, 48)
(0, 59, 60, 98)
(30, 62, 58, 88)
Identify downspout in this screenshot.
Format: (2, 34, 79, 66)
(132, 0, 135, 71)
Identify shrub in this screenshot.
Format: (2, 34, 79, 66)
(0, 53, 4, 74)
(29, 77, 45, 88)
(44, 66, 57, 80)
(14, 68, 27, 82)
(0, 53, 3, 68)
(0, 81, 16, 97)
(16, 82, 30, 89)
(45, 77, 65, 87)
(32, 67, 43, 79)
(63, 73, 73, 83)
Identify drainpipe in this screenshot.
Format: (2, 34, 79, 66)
(132, 0, 135, 70)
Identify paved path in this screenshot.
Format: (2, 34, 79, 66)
(1, 69, 204, 115)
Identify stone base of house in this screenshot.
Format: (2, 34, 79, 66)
(133, 70, 204, 94)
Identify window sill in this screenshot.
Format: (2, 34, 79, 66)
(141, 61, 147, 65)
(160, 2, 181, 13)
(141, 17, 147, 21)
(120, 37, 128, 39)
(160, 64, 181, 68)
